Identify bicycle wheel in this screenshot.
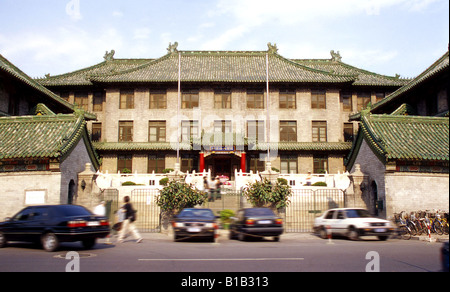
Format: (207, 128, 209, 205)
(399, 225, 411, 240)
(407, 222, 417, 236)
(434, 221, 444, 235)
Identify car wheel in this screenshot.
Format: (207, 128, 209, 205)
(378, 236, 388, 241)
(348, 227, 359, 241)
(238, 232, 247, 241)
(273, 236, 280, 242)
(41, 233, 59, 252)
(82, 238, 96, 249)
(319, 227, 328, 239)
(229, 230, 235, 240)
(0, 232, 7, 248)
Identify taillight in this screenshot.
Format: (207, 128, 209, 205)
(100, 220, 109, 226)
(275, 219, 283, 225)
(68, 220, 87, 228)
(246, 219, 255, 226)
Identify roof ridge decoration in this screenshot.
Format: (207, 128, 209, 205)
(330, 50, 342, 62)
(103, 50, 115, 62)
(167, 42, 179, 54)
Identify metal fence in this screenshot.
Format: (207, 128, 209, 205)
(131, 189, 161, 233)
(284, 188, 345, 232)
(101, 187, 344, 233)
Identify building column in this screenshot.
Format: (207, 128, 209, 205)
(240, 152, 246, 172)
(199, 152, 205, 172)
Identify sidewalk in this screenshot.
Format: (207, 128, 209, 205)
(411, 234, 449, 243)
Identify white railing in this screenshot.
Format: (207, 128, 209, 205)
(94, 169, 351, 192)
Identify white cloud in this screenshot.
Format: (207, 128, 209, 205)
(133, 28, 152, 40)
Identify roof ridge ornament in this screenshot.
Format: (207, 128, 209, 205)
(330, 50, 342, 62)
(167, 42, 179, 54)
(104, 50, 115, 62)
(267, 42, 278, 54)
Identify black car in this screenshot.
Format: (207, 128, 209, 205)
(172, 208, 218, 242)
(229, 208, 283, 241)
(0, 205, 110, 252)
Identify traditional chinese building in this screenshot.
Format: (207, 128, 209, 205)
(0, 53, 100, 219)
(37, 43, 409, 179)
(346, 50, 449, 217)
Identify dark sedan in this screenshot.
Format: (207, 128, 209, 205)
(0, 205, 110, 252)
(172, 208, 218, 242)
(229, 208, 283, 241)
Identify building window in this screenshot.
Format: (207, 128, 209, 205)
(357, 92, 371, 111)
(182, 90, 199, 109)
(280, 155, 298, 174)
(119, 121, 133, 142)
(120, 90, 134, 109)
(340, 92, 352, 112)
(249, 156, 265, 173)
(312, 121, 327, 142)
(279, 91, 296, 109)
(311, 90, 326, 109)
(247, 91, 265, 109)
(313, 155, 328, 174)
(343, 123, 354, 142)
(248, 120, 265, 142)
(181, 120, 199, 141)
(74, 92, 89, 111)
(91, 123, 102, 142)
(280, 121, 297, 142)
(118, 155, 133, 173)
(93, 91, 104, 112)
(215, 90, 232, 109)
(150, 92, 167, 109)
(148, 155, 165, 173)
(214, 120, 232, 133)
(149, 121, 166, 142)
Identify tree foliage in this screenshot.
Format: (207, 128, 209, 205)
(243, 178, 292, 210)
(156, 180, 207, 214)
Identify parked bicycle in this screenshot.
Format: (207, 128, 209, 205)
(393, 212, 412, 240)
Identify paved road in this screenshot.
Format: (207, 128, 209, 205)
(0, 232, 445, 274)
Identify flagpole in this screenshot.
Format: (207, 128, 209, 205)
(266, 52, 270, 168)
(177, 51, 181, 166)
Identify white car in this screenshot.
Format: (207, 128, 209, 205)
(313, 208, 395, 241)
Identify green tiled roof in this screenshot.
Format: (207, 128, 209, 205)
(89, 51, 354, 84)
(0, 114, 100, 169)
(0, 53, 74, 113)
(36, 47, 405, 86)
(356, 114, 449, 163)
(37, 58, 151, 86)
(93, 141, 352, 152)
(293, 59, 410, 87)
(350, 50, 449, 120)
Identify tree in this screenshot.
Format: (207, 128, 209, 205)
(243, 178, 292, 211)
(156, 180, 207, 231)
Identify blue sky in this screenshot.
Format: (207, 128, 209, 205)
(0, 0, 448, 78)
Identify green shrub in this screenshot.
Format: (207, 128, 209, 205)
(156, 180, 207, 214)
(159, 177, 169, 186)
(312, 181, 327, 187)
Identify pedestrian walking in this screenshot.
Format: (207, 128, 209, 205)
(118, 196, 143, 243)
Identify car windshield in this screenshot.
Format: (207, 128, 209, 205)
(56, 205, 93, 217)
(345, 209, 372, 218)
(246, 208, 275, 217)
(178, 209, 214, 219)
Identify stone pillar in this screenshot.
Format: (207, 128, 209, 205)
(260, 162, 279, 185)
(76, 163, 99, 210)
(348, 164, 369, 209)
